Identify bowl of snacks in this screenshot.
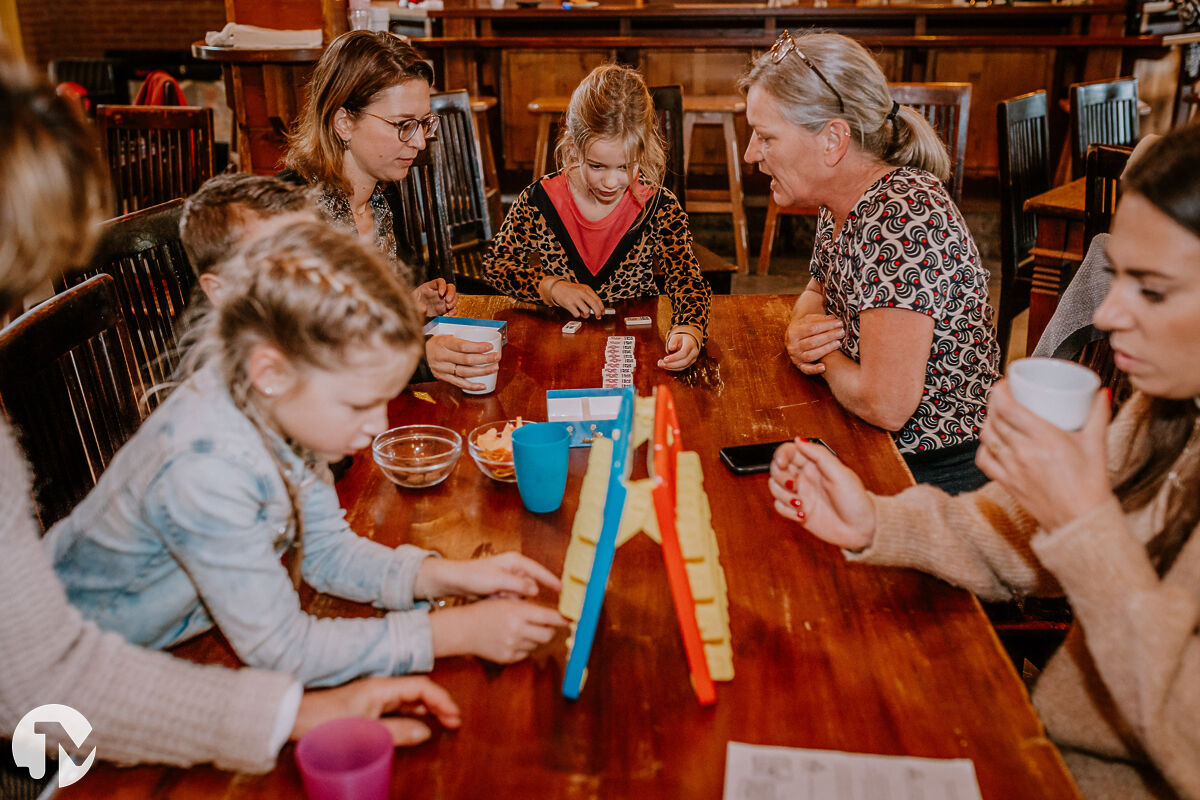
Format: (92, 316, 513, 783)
(372, 425, 462, 489)
(467, 419, 525, 482)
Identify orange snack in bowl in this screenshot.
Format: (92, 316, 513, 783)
(474, 418, 523, 478)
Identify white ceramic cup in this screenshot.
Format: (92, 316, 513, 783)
(1006, 357, 1101, 431)
(489, 0, 506, 8)
(449, 327, 502, 395)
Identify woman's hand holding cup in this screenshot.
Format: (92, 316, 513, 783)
(977, 379, 1113, 531)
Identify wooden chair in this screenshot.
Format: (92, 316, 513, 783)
(55, 200, 195, 405)
(652, 85, 738, 294)
(389, 140, 454, 289)
(996, 90, 1051, 363)
(1068, 77, 1139, 181)
(1083, 143, 1133, 255)
(429, 90, 495, 293)
(0, 275, 145, 529)
(758, 81, 972, 275)
(95, 105, 216, 215)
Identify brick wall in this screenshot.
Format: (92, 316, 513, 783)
(19, 0, 226, 67)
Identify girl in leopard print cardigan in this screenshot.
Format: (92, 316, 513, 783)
(484, 65, 711, 370)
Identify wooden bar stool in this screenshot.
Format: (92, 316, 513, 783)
(682, 95, 748, 274)
(527, 96, 569, 181)
(529, 94, 749, 274)
(469, 94, 501, 227)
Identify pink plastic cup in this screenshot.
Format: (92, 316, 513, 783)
(295, 718, 394, 800)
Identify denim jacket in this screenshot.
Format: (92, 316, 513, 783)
(45, 365, 436, 687)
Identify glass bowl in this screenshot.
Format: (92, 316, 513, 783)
(467, 420, 522, 482)
(372, 425, 462, 489)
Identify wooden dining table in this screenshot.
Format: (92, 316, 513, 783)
(1023, 176, 1086, 356)
(60, 294, 1081, 800)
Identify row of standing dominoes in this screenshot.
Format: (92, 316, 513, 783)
(603, 336, 634, 388)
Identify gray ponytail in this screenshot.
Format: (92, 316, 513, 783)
(740, 31, 950, 182)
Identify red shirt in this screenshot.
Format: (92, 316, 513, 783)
(542, 174, 651, 276)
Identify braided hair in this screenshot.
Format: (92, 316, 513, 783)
(177, 221, 423, 583)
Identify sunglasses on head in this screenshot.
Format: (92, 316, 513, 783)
(768, 31, 846, 115)
(362, 111, 441, 142)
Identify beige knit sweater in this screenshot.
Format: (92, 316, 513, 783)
(854, 393, 1200, 800)
(0, 419, 296, 773)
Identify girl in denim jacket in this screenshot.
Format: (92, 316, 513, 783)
(46, 222, 566, 687)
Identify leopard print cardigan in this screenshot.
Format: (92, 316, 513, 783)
(484, 175, 711, 344)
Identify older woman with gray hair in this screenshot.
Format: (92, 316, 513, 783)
(742, 31, 1000, 493)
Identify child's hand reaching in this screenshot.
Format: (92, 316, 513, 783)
(430, 598, 568, 663)
(658, 331, 700, 371)
(415, 551, 563, 600)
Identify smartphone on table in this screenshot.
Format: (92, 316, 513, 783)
(718, 438, 837, 475)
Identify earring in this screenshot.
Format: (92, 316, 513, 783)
(341, 138, 351, 150)
(263, 386, 276, 397)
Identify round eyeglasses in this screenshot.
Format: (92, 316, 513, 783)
(768, 31, 846, 115)
(362, 112, 441, 142)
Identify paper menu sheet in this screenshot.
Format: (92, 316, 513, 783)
(723, 742, 983, 800)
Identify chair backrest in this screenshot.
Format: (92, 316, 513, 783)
(48, 57, 125, 106)
(1069, 77, 1139, 180)
(429, 90, 494, 287)
(55, 200, 195, 403)
(95, 105, 215, 215)
(650, 85, 687, 204)
(888, 82, 972, 205)
(997, 91, 1051, 273)
(0, 275, 145, 529)
(389, 140, 455, 287)
(1083, 143, 1133, 254)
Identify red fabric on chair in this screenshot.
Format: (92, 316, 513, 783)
(133, 71, 186, 106)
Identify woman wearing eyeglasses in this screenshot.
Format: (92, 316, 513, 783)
(283, 31, 500, 392)
(741, 31, 1000, 494)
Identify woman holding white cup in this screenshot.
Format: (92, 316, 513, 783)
(767, 124, 1200, 800)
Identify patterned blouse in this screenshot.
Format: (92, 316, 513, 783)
(312, 181, 414, 286)
(810, 168, 1000, 454)
(484, 174, 712, 343)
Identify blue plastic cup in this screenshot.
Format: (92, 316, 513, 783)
(512, 422, 571, 513)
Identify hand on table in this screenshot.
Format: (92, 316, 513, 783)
(550, 280, 605, 319)
(291, 676, 461, 746)
(785, 313, 844, 375)
(416, 551, 562, 600)
(413, 279, 457, 318)
(658, 331, 700, 371)
(768, 438, 876, 551)
(426, 334, 500, 392)
(976, 380, 1113, 531)
(430, 598, 568, 663)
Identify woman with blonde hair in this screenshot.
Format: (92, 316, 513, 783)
(768, 124, 1200, 800)
(742, 31, 999, 492)
(283, 30, 499, 391)
(485, 63, 712, 371)
(0, 55, 459, 782)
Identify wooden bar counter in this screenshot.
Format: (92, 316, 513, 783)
(61, 294, 1082, 799)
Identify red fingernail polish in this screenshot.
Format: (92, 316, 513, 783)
(796, 510, 806, 520)
(785, 479, 794, 491)
(1105, 387, 1112, 404)
(790, 498, 802, 508)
